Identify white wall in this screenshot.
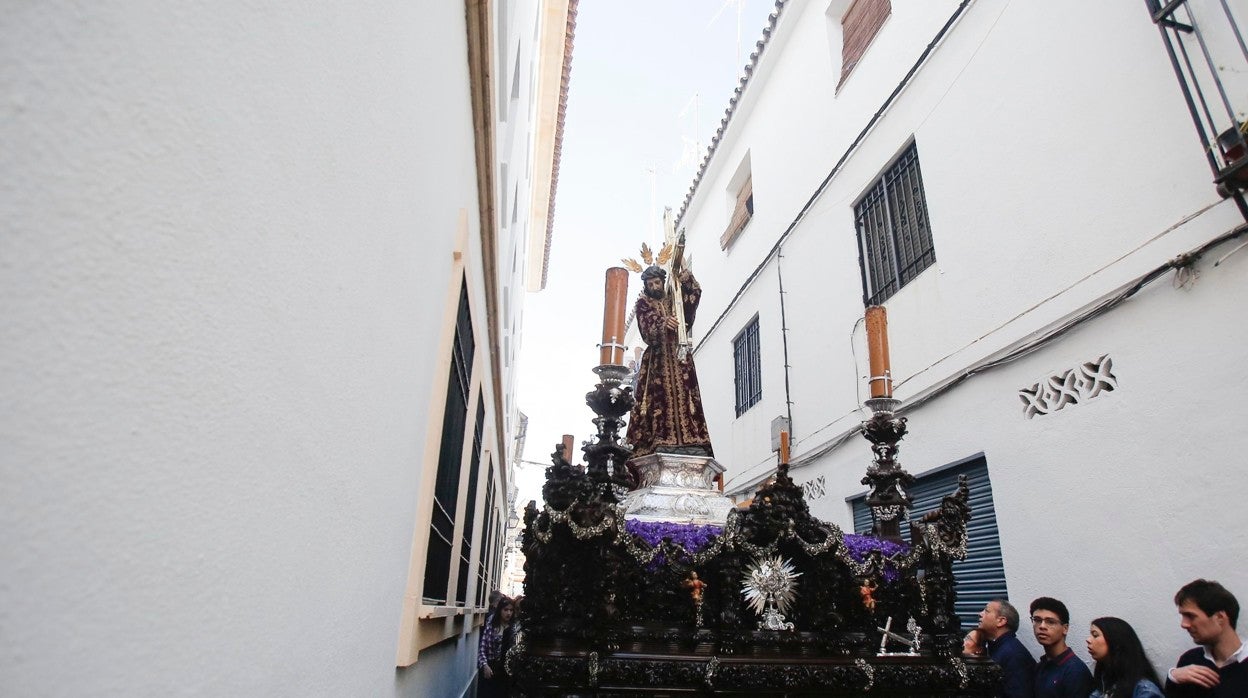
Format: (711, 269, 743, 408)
(496, 0, 546, 468)
(679, 0, 1248, 673)
(1, 1, 498, 695)
(803, 244, 1248, 669)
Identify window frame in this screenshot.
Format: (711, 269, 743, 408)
(421, 282, 477, 606)
(853, 140, 936, 306)
(397, 248, 505, 666)
(732, 315, 763, 417)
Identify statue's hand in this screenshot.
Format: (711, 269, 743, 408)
(664, 316, 680, 333)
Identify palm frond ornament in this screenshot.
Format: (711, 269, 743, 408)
(741, 554, 801, 631)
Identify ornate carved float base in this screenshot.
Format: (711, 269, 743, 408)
(518, 647, 1001, 696)
(622, 452, 734, 525)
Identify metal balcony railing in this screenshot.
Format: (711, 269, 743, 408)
(1147, 0, 1248, 217)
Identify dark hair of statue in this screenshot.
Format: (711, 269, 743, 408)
(640, 265, 667, 282)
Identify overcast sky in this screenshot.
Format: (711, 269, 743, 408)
(514, 0, 778, 506)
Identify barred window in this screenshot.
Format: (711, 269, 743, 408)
(854, 141, 935, 305)
(423, 281, 474, 605)
(474, 464, 495, 607)
(733, 316, 762, 417)
(455, 399, 485, 605)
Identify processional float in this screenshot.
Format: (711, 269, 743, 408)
(510, 224, 1001, 696)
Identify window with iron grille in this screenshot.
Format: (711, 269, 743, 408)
(475, 464, 495, 607)
(733, 316, 762, 417)
(423, 280, 474, 605)
(455, 398, 485, 605)
(854, 141, 935, 305)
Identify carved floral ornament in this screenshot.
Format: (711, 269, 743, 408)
(800, 475, 827, 500)
(1019, 354, 1117, 419)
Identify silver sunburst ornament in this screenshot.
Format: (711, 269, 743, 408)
(741, 554, 801, 631)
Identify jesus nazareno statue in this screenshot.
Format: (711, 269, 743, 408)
(621, 250, 714, 462)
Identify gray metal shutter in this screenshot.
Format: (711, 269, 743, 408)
(849, 454, 1007, 629)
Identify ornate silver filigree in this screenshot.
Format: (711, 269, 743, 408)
(877, 615, 923, 656)
(872, 504, 903, 521)
(621, 452, 733, 525)
(855, 658, 875, 692)
(504, 627, 525, 676)
(741, 554, 801, 631)
(950, 656, 969, 689)
(704, 656, 720, 687)
(587, 650, 599, 687)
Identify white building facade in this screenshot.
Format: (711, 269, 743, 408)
(1, 0, 572, 695)
(676, 0, 1247, 673)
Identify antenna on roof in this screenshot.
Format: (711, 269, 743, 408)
(708, 0, 746, 77)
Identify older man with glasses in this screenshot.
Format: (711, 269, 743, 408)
(1029, 597, 1093, 698)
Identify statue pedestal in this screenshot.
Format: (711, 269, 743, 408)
(623, 452, 734, 525)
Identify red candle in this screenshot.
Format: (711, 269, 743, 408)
(865, 306, 892, 398)
(600, 267, 628, 365)
(562, 434, 575, 463)
(779, 430, 790, 465)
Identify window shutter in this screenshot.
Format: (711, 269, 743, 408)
(720, 175, 754, 249)
(839, 0, 891, 89)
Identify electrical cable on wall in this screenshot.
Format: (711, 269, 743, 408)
(761, 221, 1248, 485)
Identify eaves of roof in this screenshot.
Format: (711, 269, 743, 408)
(675, 0, 789, 228)
(539, 0, 579, 290)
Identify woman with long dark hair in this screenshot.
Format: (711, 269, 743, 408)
(1086, 617, 1164, 698)
(478, 597, 515, 698)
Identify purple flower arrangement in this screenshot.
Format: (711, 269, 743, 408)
(624, 520, 723, 568)
(619, 522, 911, 580)
(843, 533, 910, 582)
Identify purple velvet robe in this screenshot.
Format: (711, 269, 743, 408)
(625, 275, 714, 460)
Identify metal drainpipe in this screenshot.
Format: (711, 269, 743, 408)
(776, 247, 794, 438)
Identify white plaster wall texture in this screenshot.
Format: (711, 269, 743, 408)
(678, 0, 1248, 676)
(495, 0, 545, 455)
(688, 0, 972, 487)
(798, 251, 1248, 671)
(0, 1, 507, 695)
(688, 0, 1239, 477)
(681, 0, 963, 313)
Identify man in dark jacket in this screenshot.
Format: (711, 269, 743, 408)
(979, 599, 1037, 698)
(1165, 579, 1246, 697)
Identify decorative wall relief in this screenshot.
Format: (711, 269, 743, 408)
(1018, 355, 1117, 419)
(801, 475, 826, 501)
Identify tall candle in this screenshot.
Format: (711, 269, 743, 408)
(600, 267, 629, 365)
(779, 430, 790, 465)
(561, 434, 575, 464)
(865, 305, 892, 398)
